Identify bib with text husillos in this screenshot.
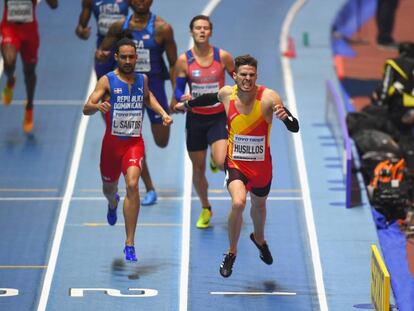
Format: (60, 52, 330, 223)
(7, 0, 33, 23)
(232, 134, 265, 161)
(98, 13, 124, 36)
(111, 100, 143, 137)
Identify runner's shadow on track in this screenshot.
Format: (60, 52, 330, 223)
(4, 131, 36, 148)
(246, 280, 281, 292)
(111, 258, 168, 280)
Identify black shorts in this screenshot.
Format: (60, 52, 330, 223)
(224, 162, 272, 197)
(185, 111, 227, 152)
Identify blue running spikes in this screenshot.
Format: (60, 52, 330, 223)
(141, 190, 157, 206)
(107, 193, 120, 226)
(124, 245, 137, 262)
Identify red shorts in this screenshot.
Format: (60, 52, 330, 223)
(225, 157, 272, 194)
(100, 135, 145, 183)
(0, 20, 39, 63)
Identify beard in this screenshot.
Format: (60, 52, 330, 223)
(118, 64, 135, 75)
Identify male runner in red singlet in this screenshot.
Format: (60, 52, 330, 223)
(172, 15, 234, 229)
(96, 0, 177, 206)
(1, 0, 58, 133)
(178, 55, 299, 277)
(83, 38, 172, 262)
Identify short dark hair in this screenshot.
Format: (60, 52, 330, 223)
(235, 54, 258, 71)
(189, 15, 213, 31)
(115, 37, 136, 54)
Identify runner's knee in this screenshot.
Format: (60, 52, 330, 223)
(125, 178, 139, 194)
(232, 197, 246, 211)
(192, 160, 206, 176)
(102, 183, 117, 197)
(1, 46, 17, 66)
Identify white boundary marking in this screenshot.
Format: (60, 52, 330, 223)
(210, 291, 297, 296)
(0, 196, 302, 202)
(0, 58, 3, 80)
(36, 71, 95, 311)
(280, 1, 328, 310)
(179, 2, 222, 311)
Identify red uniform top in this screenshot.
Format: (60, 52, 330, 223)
(186, 46, 225, 115)
(226, 85, 272, 187)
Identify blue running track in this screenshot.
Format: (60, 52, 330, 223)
(0, 1, 380, 310)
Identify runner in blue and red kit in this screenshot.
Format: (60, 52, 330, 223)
(96, 0, 177, 206)
(75, 0, 129, 79)
(83, 38, 172, 262)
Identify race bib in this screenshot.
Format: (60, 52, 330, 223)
(7, 0, 33, 23)
(232, 134, 265, 161)
(135, 49, 151, 72)
(191, 82, 220, 99)
(97, 13, 124, 36)
(111, 110, 143, 137)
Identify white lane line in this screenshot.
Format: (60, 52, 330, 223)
(202, 0, 221, 15)
(0, 196, 302, 202)
(179, 3, 223, 311)
(79, 188, 301, 193)
(66, 223, 182, 227)
(210, 291, 297, 296)
(0, 58, 3, 79)
(0, 187, 300, 193)
(280, 1, 328, 311)
(0, 196, 302, 201)
(36, 70, 95, 311)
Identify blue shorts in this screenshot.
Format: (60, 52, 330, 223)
(185, 111, 228, 152)
(146, 77, 169, 124)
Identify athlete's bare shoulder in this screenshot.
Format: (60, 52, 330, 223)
(219, 49, 233, 62)
(262, 88, 282, 106)
(218, 49, 235, 76)
(218, 85, 233, 102)
(154, 15, 173, 35)
(175, 54, 188, 72)
(261, 87, 284, 121)
(96, 74, 110, 91)
(176, 53, 187, 64)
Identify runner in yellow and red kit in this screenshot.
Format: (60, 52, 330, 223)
(177, 54, 299, 278)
